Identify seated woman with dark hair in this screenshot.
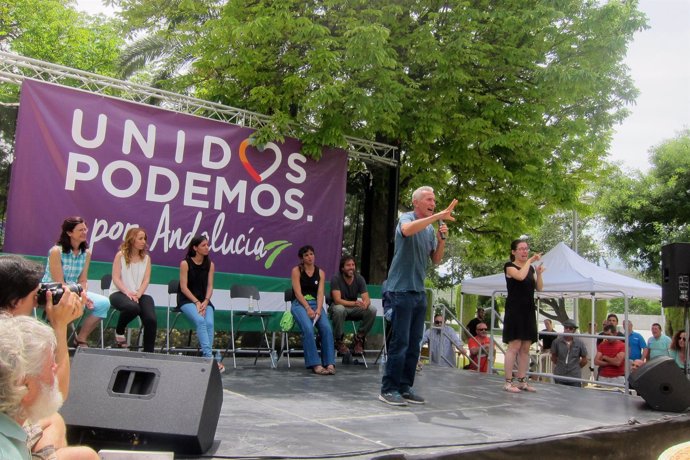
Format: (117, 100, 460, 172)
(178, 235, 224, 373)
(290, 245, 335, 375)
(42, 216, 110, 347)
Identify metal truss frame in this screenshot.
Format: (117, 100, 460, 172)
(0, 51, 398, 167)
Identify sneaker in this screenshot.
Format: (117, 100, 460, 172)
(401, 389, 425, 404)
(353, 336, 365, 355)
(336, 341, 350, 355)
(379, 391, 408, 406)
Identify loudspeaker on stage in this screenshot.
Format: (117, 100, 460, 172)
(629, 356, 690, 413)
(661, 242, 690, 308)
(61, 348, 223, 455)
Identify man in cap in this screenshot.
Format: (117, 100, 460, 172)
(421, 314, 468, 368)
(550, 319, 588, 387)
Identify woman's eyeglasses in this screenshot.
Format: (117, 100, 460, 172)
(476, 328, 487, 331)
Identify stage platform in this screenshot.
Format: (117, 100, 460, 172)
(180, 359, 690, 460)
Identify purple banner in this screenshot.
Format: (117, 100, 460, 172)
(5, 80, 347, 277)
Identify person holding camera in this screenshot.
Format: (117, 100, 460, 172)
(42, 216, 110, 348)
(109, 228, 157, 352)
(0, 254, 98, 459)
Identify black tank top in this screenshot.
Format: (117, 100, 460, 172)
(299, 265, 320, 298)
(178, 256, 212, 308)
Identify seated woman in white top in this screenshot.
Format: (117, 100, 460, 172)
(109, 228, 157, 352)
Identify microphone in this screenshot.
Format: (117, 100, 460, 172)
(439, 219, 446, 240)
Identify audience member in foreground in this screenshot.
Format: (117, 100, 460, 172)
(0, 255, 84, 398)
(0, 255, 96, 459)
(0, 315, 98, 460)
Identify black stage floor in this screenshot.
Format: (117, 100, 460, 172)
(181, 359, 690, 460)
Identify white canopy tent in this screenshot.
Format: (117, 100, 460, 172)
(461, 242, 661, 300)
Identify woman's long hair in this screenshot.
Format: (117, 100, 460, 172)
(57, 216, 88, 253)
(185, 235, 210, 269)
(671, 329, 686, 351)
(119, 227, 148, 266)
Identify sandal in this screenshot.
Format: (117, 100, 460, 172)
(312, 365, 329, 375)
(114, 333, 127, 348)
(73, 337, 89, 348)
(503, 380, 521, 393)
(516, 378, 536, 392)
(217, 362, 225, 374)
(326, 365, 336, 375)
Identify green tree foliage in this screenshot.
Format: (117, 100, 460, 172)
(0, 0, 122, 74)
(112, 0, 646, 265)
(598, 130, 690, 279)
(0, 0, 124, 241)
(607, 297, 661, 316)
(576, 297, 607, 335)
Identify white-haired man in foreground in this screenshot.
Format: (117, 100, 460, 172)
(0, 254, 97, 460)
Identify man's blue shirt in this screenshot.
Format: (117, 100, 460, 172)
(386, 211, 437, 292)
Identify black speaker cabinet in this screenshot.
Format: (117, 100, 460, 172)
(629, 356, 690, 413)
(62, 348, 223, 454)
(661, 243, 690, 307)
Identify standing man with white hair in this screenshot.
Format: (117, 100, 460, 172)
(379, 186, 457, 406)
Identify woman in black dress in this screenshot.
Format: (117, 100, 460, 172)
(503, 239, 544, 392)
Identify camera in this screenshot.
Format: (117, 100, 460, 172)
(36, 282, 83, 306)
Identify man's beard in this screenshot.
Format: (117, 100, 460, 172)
(26, 379, 63, 423)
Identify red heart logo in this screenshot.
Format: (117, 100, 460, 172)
(239, 139, 282, 183)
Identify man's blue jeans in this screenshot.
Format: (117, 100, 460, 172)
(291, 299, 335, 368)
(381, 291, 427, 394)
